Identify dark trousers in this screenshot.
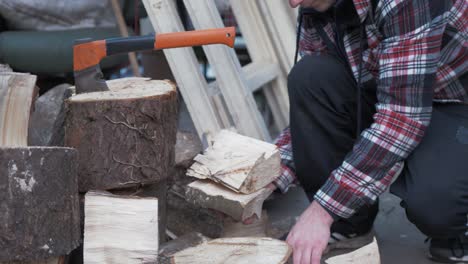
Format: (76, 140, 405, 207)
(288, 54, 468, 238)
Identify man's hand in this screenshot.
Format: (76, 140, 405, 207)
(242, 183, 277, 225)
(286, 201, 333, 264)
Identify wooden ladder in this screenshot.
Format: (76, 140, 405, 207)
(142, 0, 297, 142)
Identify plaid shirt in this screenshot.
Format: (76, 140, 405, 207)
(273, 0, 468, 219)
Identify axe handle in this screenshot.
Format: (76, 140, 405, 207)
(73, 27, 236, 72)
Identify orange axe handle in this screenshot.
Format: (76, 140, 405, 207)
(73, 27, 235, 72)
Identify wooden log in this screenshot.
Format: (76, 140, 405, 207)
(222, 211, 269, 238)
(158, 233, 210, 264)
(83, 191, 159, 264)
(111, 181, 167, 243)
(29, 84, 73, 146)
(171, 237, 292, 264)
(64, 77, 178, 192)
(167, 185, 226, 238)
(325, 238, 380, 264)
(0, 64, 12, 72)
(187, 130, 280, 194)
(0, 72, 37, 146)
(175, 131, 202, 169)
(186, 180, 273, 222)
(0, 147, 80, 261)
(0, 256, 66, 264)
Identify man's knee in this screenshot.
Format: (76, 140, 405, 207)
(404, 193, 461, 238)
(287, 55, 351, 102)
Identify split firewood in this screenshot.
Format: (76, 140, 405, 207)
(186, 180, 274, 221)
(0, 64, 12, 72)
(83, 191, 159, 264)
(171, 237, 292, 264)
(29, 84, 73, 146)
(175, 131, 203, 169)
(187, 130, 280, 194)
(222, 210, 269, 238)
(158, 232, 210, 264)
(65, 77, 178, 192)
(325, 238, 381, 264)
(0, 72, 37, 146)
(0, 72, 79, 262)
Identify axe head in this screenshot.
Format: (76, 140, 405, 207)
(73, 38, 110, 94)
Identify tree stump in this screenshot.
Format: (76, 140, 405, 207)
(0, 147, 79, 261)
(64, 77, 178, 192)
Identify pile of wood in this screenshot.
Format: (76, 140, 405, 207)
(185, 130, 280, 224)
(0, 71, 79, 263)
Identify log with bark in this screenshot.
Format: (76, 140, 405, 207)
(83, 191, 159, 264)
(64, 77, 178, 192)
(0, 256, 66, 264)
(186, 180, 273, 222)
(29, 84, 73, 146)
(167, 184, 226, 238)
(187, 130, 280, 194)
(171, 237, 292, 264)
(0, 71, 80, 261)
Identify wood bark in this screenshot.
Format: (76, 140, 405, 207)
(83, 191, 159, 264)
(0, 256, 66, 264)
(186, 180, 273, 221)
(325, 238, 380, 264)
(64, 77, 178, 192)
(111, 181, 167, 243)
(0, 72, 37, 146)
(187, 130, 280, 194)
(0, 147, 80, 261)
(167, 184, 226, 238)
(29, 84, 73, 146)
(171, 237, 292, 264)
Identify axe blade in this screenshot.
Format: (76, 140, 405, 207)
(74, 65, 109, 94)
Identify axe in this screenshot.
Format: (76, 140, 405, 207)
(73, 27, 235, 94)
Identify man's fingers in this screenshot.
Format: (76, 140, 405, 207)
(311, 247, 323, 264)
(300, 247, 312, 264)
(292, 246, 303, 264)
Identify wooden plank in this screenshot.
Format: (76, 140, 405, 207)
(256, 0, 297, 75)
(326, 238, 381, 264)
(83, 191, 159, 264)
(229, 0, 289, 130)
(171, 237, 292, 264)
(183, 0, 271, 141)
(186, 180, 273, 222)
(209, 62, 280, 95)
(142, 0, 224, 141)
(187, 130, 280, 194)
(0, 73, 37, 146)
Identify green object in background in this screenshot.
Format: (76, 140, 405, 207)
(0, 27, 129, 74)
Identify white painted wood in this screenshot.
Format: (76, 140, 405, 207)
(207, 62, 280, 95)
(183, 0, 271, 141)
(326, 238, 381, 264)
(256, 0, 297, 75)
(171, 237, 292, 264)
(83, 191, 159, 264)
(0, 73, 37, 146)
(186, 180, 273, 221)
(229, 0, 290, 130)
(142, 0, 224, 141)
(187, 130, 280, 194)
